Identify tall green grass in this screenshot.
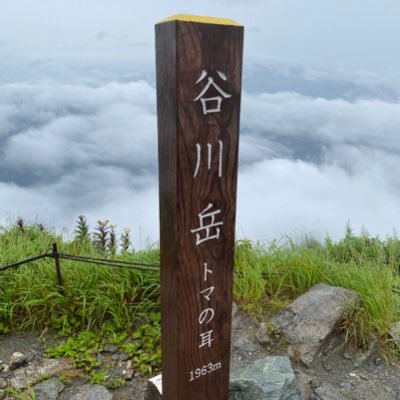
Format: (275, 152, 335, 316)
(234, 226, 400, 349)
(1, 221, 399, 353)
(0, 223, 160, 334)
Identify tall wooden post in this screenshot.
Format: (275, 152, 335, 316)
(156, 14, 243, 400)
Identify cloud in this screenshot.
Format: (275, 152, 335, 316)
(244, 62, 400, 101)
(1, 49, 400, 245)
(237, 155, 400, 242)
(237, 89, 400, 241)
(241, 91, 400, 163)
(0, 80, 158, 247)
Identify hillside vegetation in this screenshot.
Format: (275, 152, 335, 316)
(1, 218, 399, 376)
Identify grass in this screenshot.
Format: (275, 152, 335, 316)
(1, 219, 400, 376)
(233, 226, 400, 351)
(0, 222, 160, 334)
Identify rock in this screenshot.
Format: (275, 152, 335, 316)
(96, 354, 107, 363)
(255, 323, 271, 346)
(339, 381, 351, 391)
(9, 352, 29, 371)
(9, 358, 72, 390)
(342, 352, 352, 360)
(0, 377, 6, 389)
(390, 321, 400, 348)
(123, 368, 134, 380)
(33, 377, 65, 400)
(321, 361, 333, 372)
(147, 374, 162, 400)
(353, 336, 378, 369)
(233, 337, 257, 353)
(270, 283, 359, 366)
(229, 356, 303, 400)
(71, 384, 113, 400)
(103, 344, 119, 354)
(320, 334, 344, 356)
(1, 366, 9, 374)
(311, 383, 347, 400)
(374, 357, 385, 367)
(119, 352, 130, 361)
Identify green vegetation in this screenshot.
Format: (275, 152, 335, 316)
(5, 387, 36, 400)
(0, 217, 161, 378)
(234, 225, 400, 350)
(1, 218, 400, 380)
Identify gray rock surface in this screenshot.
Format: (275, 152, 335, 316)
(34, 377, 65, 400)
(9, 352, 30, 371)
(71, 384, 113, 400)
(103, 344, 119, 354)
(233, 337, 257, 353)
(9, 358, 72, 389)
(119, 352, 130, 361)
(255, 322, 271, 346)
(311, 382, 347, 400)
(352, 336, 378, 369)
(390, 321, 400, 348)
(0, 377, 6, 389)
(229, 356, 303, 400)
(270, 283, 359, 366)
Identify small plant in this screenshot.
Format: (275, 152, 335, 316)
(121, 312, 162, 376)
(90, 370, 107, 384)
(90, 371, 124, 389)
(108, 225, 117, 255)
(5, 386, 36, 400)
(59, 369, 85, 383)
(103, 377, 125, 389)
(37, 223, 46, 232)
(93, 220, 110, 252)
(15, 217, 26, 233)
(120, 228, 132, 253)
(74, 215, 90, 242)
(46, 331, 101, 371)
(0, 320, 10, 334)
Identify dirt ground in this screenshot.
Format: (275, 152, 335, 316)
(1, 312, 400, 400)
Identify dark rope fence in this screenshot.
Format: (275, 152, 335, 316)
(0, 242, 160, 294)
(58, 253, 159, 270)
(0, 253, 51, 272)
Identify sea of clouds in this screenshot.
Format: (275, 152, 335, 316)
(1, 0, 400, 247)
(1, 60, 400, 247)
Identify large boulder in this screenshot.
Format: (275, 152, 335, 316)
(270, 283, 359, 366)
(146, 357, 303, 400)
(229, 356, 303, 400)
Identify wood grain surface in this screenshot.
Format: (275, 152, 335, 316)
(156, 17, 243, 400)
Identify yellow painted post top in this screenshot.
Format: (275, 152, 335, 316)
(158, 14, 241, 26)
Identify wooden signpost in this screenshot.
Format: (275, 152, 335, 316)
(156, 14, 244, 400)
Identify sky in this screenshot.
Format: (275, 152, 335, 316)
(1, 0, 400, 248)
